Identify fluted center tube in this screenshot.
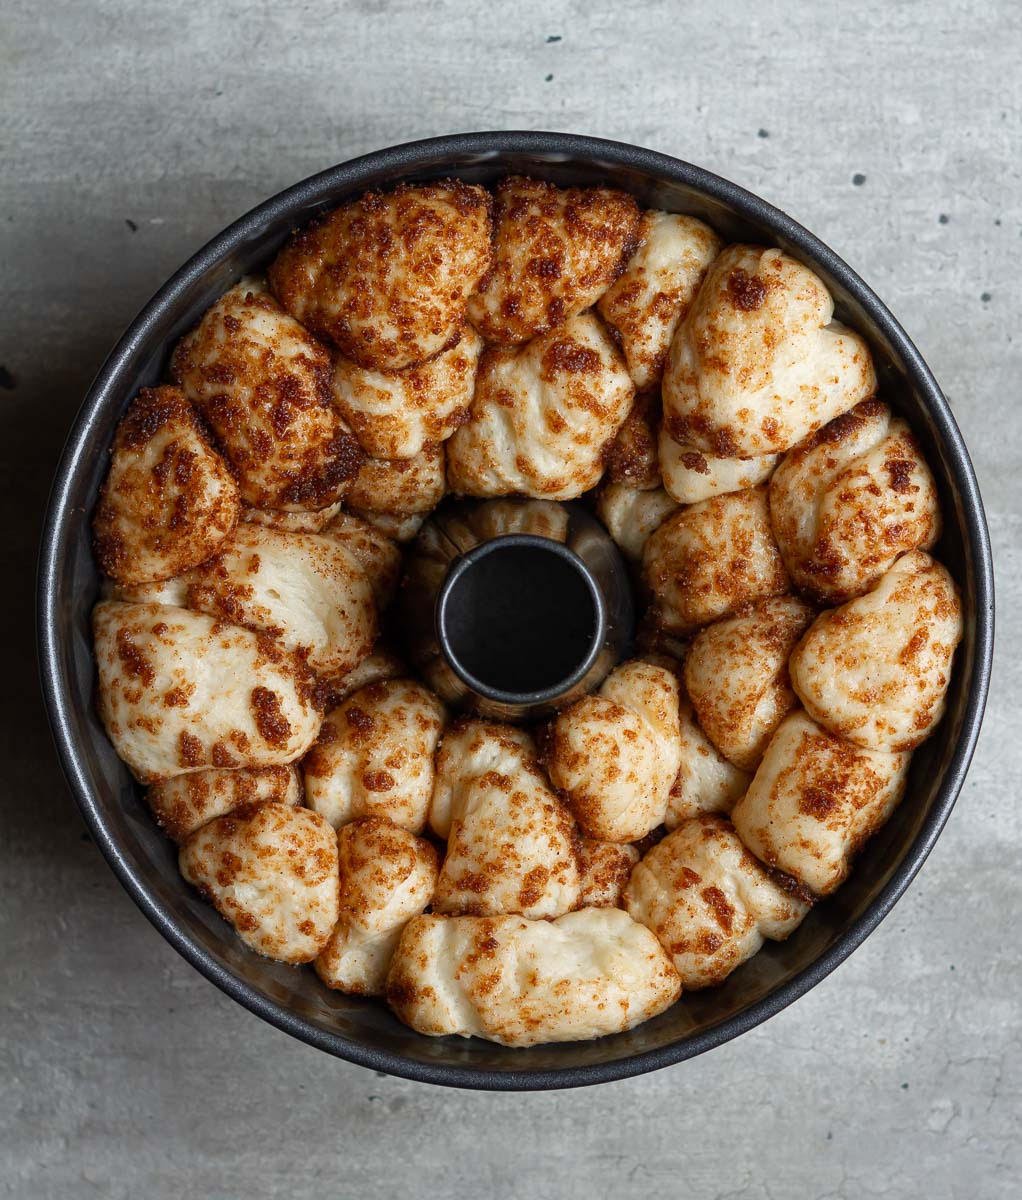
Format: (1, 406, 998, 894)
(436, 534, 606, 706)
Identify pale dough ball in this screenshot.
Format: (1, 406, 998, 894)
(315, 816, 439, 996)
(269, 180, 492, 370)
(429, 719, 539, 839)
(624, 815, 811, 988)
(180, 802, 339, 963)
(547, 660, 682, 842)
(344, 443, 446, 515)
(684, 595, 816, 771)
(598, 210, 722, 390)
(332, 326, 482, 460)
(92, 387, 238, 585)
(663, 245, 876, 456)
(666, 693, 751, 829)
(317, 645, 407, 712)
(321, 510, 402, 610)
(187, 524, 377, 677)
(446, 311, 635, 500)
(431, 720, 581, 919)
(303, 679, 445, 834)
(467, 176, 641, 344)
(659, 426, 778, 505)
(769, 399, 941, 603)
(93, 601, 322, 783)
(107, 573, 194, 607)
(790, 550, 962, 751)
(348, 510, 426, 543)
(642, 485, 790, 635)
(731, 710, 912, 895)
(146, 763, 301, 843)
(171, 281, 363, 510)
(596, 483, 678, 561)
(386, 908, 681, 1046)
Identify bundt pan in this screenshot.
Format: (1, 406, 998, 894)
(37, 132, 994, 1090)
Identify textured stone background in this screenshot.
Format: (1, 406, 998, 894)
(2, 1, 1019, 1197)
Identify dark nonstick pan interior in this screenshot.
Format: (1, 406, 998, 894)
(37, 132, 994, 1089)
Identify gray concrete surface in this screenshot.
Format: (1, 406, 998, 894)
(2, 1, 1020, 1196)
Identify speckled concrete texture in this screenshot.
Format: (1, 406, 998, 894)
(2, 1, 1019, 1196)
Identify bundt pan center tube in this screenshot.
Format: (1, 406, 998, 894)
(406, 498, 635, 720)
(437, 536, 607, 707)
(37, 131, 993, 1090)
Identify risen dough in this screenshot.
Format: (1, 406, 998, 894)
(108, 573, 194, 607)
(321, 510, 402, 609)
(171, 281, 363, 510)
(93, 386, 238, 585)
(659, 427, 778, 505)
(386, 908, 681, 1046)
(467, 176, 641, 344)
(446, 311, 634, 500)
(624, 815, 811, 988)
(303, 679, 445, 833)
(597, 211, 722, 390)
(331, 326, 482, 460)
(769, 399, 941, 603)
(93, 601, 321, 783)
(242, 502, 343, 534)
(318, 645, 407, 711)
(344, 443, 446, 515)
(315, 816, 439, 996)
(187, 524, 377, 677)
(790, 550, 962, 751)
(666, 693, 751, 828)
(145, 763, 301, 843)
(731, 710, 911, 895)
(662, 245, 876, 456)
(684, 595, 816, 771)
(643, 485, 790, 634)
(547, 660, 682, 842)
(180, 802, 338, 963)
(430, 720, 581, 919)
(269, 180, 492, 370)
(349, 510, 425, 543)
(428, 720, 539, 839)
(596, 483, 678, 561)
